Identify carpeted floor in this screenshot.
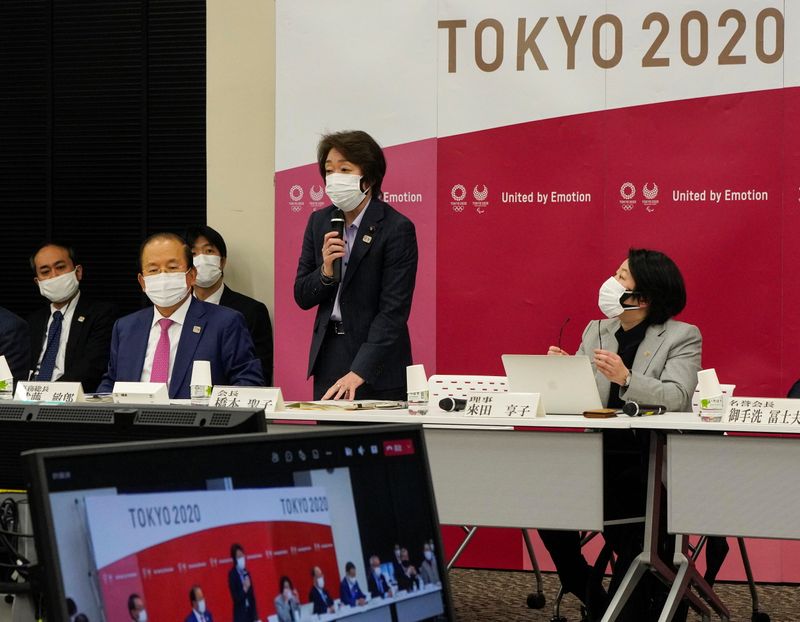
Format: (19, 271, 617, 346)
(449, 569, 796, 621)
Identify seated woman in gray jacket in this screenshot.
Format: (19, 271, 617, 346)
(540, 248, 725, 621)
(273, 576, 301, 622)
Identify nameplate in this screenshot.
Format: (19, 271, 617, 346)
(112, 382, 169, 405)
(723, 397, 800, 428)
(14, 381, 85, 403)
(462, 392, 544, 422)
(209, 386, 285, 412)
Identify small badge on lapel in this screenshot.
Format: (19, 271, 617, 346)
(77, 316, 86, 323)
(193, 325, 202, 334)
(362, 224, 376, 245)
(645, 351, 651, 357)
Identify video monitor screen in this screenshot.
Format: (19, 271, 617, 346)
(25, 424, 451, 622)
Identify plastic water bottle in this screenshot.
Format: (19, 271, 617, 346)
(408, 389, 429, 416)
(0, 377, 12, 400)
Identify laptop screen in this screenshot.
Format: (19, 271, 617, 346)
(25, 424, 451, 622)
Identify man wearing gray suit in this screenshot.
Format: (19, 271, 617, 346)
(541, 249, 711, 621)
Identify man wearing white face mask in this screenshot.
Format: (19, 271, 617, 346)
(183, 225, 273, 385)
(27, 242, 116, 392)
(309, 566, 335, 615)
(185, 585, 214, 622)
(97, 233, 263, 398)
(295, 130, 418, 401)
(127, 593, 147, 622)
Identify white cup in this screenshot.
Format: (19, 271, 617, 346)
(406, 364, 428, 393)
(697, 368, 722, 399)
(190, 360, 212, 404)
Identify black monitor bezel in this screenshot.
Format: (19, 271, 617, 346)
(24, 423, 452, 622)
(0, 400, 268, 490)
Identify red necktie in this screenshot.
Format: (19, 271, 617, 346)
(149, 318, 174, 383)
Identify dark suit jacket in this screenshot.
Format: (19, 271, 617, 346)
(309, 586, 334, 615)
(367, 572, 390, 598)
(228, 566, 258, 622)
(0, 306, 30, 382)
(219, 286, 273, 386)
(391, 559, 414, 591)
(184, 610, 213, 622)
(339, 577, 366, 606)
(27, 295, 116, 392)
(294, 199, 418, 390)
(96, 297, 264, 398)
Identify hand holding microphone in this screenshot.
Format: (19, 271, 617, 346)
(322, 208, 346, 282)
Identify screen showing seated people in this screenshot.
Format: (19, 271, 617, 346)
(30, 425, 449, 622)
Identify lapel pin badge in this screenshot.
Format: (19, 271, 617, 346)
(193, 325, 202, 334)
(77, 316, 86, 323)
(362, 234, 372, 244)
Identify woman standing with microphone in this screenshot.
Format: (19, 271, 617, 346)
(294, 130, 418, 401)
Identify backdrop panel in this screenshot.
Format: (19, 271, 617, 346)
(276, 0, 800, 581)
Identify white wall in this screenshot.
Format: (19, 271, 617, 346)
(207, 0, 276, 312)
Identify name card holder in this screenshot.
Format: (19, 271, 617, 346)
(723, 397, 800, 428)
(14, 381, 85, 403)
(462, 392, 544, 423)
(209, 386, 285, 412)
(112, 382, 169, 405)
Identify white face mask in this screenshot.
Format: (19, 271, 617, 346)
(196, 599, 206, 614)
(598, 276, 639, 319)
(348, 575, 356, 585)
(283, 588, 293, 600)
(236, 556, 246, 570)
(138, 610, 148, 622)
(325, 173, 368, 212)
(316, 577, 325, 589)
(38, 270, 79, 303)
(424, 550, 433, 561)
(193, 254, 222, 288)
(143, 271, 190, 308)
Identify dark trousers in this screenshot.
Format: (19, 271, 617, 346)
(312, 326, 405, 401)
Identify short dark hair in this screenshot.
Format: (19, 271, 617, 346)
(75, 614, 89, 622)
(345, 561, 355, 573)
(189, 585, 201, 604)
(279, 575, 293, 592)
(127, 593, 141, 612)
(66, 598, 78, 616)
(230, 543, 244, 560)
(182, 225, 228, 258)
(627, 248, 687, 325)
(139, 232, 193, 271)
(317, 131, 386, 200)
(30, 242, 78, 273)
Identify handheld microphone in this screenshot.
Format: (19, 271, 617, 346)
(622, 401, 667, 417)
(330, 208, 345, 283)
(439, 397, 467, 412)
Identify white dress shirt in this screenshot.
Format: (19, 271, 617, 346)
(197, 282, 225, 305)
(34, 291, 80, 381)
(330, 201, 369, 322)
(139, 295, 192, 386)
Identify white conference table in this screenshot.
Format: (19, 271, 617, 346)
(307, 585, 444, 622)
(265, 409, 629, 532)
(607, 413, 800, 622)
(268, 409, 762, 622)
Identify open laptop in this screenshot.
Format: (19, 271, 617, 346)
(24, 424, 451, 622)
(502, 354, 603, 414)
